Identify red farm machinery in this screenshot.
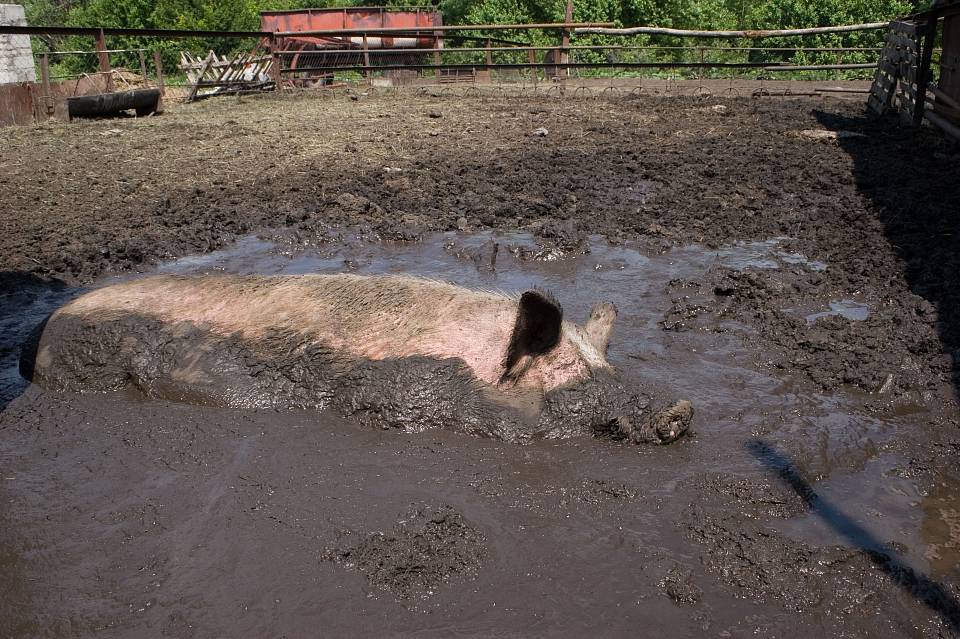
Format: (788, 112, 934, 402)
(261, 7, 444, 86)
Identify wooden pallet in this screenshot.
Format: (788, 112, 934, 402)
(179, 48, 275, 102)
(868, 20, 922, 120)
(437, 68, 477, 84)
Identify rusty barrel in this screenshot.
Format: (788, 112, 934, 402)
(67, 88, 161, 119)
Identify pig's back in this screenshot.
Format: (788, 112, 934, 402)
(56, 274, 517, 382)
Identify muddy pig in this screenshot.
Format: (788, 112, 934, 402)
(20, 274, 693, 444)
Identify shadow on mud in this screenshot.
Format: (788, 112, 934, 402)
(748, 439, 960, 631)
(813, 109, 960, 397)
(0, 271, 74, 410)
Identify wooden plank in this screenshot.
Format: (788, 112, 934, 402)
(930, 82, 960, 110)
(877, 73, 895, 90)
(938, 15, 960, 109)
(187, 55, 213, 102)
(151, 51, 165, 97)
(913, 13, 938, 126)
(932, 99, 960, 122)
(208, 52, 235, 91)
(890, 20, 918, 36)
(867, 94, 886, 115)
(225, 53, 248, 85)
(926, 109, 960, 143)
(893, 34, 918, 50)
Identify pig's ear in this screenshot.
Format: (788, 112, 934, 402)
(585, 302, 617, 354)
(501, 290, 563, 382)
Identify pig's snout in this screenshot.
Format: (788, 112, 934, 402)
(614, 399, 693, 445)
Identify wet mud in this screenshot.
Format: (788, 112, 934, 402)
(1, 92, 960, 637)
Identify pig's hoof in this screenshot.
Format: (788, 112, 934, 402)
(636, 400, 693, 445)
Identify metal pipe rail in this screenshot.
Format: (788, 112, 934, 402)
(762, 63, 876, 71)
(281, 61, 781, 75)
(278, 45, 886, 56)
(574, 22, 888, 38)
(32, 48, 151, 55)
(0, 25, 269, 39)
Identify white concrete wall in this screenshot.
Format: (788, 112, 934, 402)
(0, 4, 36, 84)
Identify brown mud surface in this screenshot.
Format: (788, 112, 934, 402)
(2, 90, 960, 637)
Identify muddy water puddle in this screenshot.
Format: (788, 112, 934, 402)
(2, 230, 958, 636)
(157, 231, 946, 569)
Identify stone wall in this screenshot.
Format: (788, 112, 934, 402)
(0, 4, 35, 85)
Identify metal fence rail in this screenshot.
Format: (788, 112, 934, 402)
(0, 19, 898, 126)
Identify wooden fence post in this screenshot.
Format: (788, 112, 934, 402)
(561, 0, 574, 82)
(95, 28, 113, 92)
(434, 30, 443, 84)
(138, 50, 148, 83)
(362, 33, 371, 80)
(153, 50, 165, 95)
(528, 48, 538, 86)
(40, 53, 53, 116)
(915, 16, 938, 126)
(270, 35, 283, 92)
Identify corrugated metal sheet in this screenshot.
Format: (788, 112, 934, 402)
(0, 74, 113, 127)
(0, 81, 34, 126)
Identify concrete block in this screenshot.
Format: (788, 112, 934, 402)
(0, 4, 36, 84)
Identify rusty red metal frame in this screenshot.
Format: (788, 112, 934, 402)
(263, 6, 443, 57)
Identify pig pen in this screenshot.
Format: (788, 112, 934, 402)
(1, 90, 960, 637)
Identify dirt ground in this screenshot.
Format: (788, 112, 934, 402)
(2, 86, 960, 637)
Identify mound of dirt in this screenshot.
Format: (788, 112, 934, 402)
(322, 504, 485, 599)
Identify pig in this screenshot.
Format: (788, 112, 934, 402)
(20, 274, 693, 445)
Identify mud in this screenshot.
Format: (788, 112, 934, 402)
(1, 91, 960, 637)
(322, 504, 486, 599)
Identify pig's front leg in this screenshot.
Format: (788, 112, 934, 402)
(539, 375, 693, 445)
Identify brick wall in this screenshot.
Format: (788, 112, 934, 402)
(0, 4, 36, 85)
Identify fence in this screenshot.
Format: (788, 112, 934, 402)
(0, 19, 929, 126)
(0, 41, 166, 125)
